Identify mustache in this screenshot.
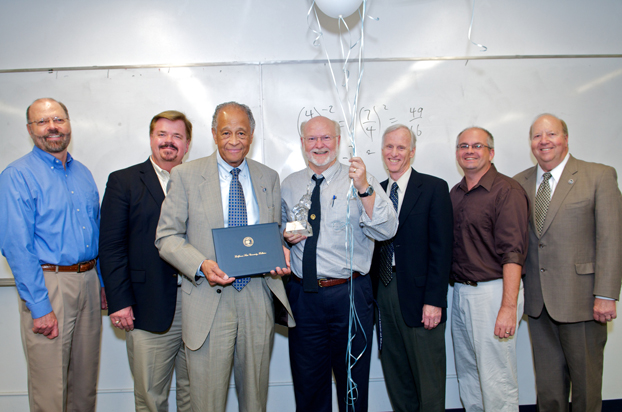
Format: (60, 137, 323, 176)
(43, 131, 65, 138)
(159, 143, 178, 150)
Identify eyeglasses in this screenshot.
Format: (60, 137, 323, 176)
(305, 135, 335, 143)
(457, 143, 492, 151)
(28, 117, 69, 127)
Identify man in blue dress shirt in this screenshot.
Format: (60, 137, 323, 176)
(0, 98, 105, 412)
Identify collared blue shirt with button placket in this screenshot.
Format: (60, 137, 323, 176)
(0, 146, 101, 318)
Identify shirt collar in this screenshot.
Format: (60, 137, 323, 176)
(537, 152, 570, 183)
(149, 156, 171, 179)
(388, 167, 412, 194)
(458, 163, 498, 193)
(306, 159, 341, 185)
(32, 146, 73, 167)
(216, 149, 249, 175)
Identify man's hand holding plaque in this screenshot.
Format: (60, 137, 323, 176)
(270, 246, 292, 276)
(201, 259, 235, 286)
(202, 245, 291, 284)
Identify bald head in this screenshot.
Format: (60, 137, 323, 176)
(529, 114, 569, 172)
(26, 98, 69, 123)
(25, 98, 72, 164)
(300, 116, 340, 138)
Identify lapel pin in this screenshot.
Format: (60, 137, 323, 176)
(310, 214, 316, 220)
(568, 179, 574, 184)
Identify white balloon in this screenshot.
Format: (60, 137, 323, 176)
(314, 0, 363, 19)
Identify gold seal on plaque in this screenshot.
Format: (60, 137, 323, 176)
(310, 214, 316, 220)
(243, 237, 254, 247)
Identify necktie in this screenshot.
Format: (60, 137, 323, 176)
(229, 168, 250, 291)
(302, 175, 324, 292)
(379, 182, 399, 286)
(535, 172, 552, 236)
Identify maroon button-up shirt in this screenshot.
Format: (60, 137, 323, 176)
(450, 164, 529, 283)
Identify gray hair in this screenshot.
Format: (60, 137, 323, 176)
(211, 102, 255, 133)
(529, 113, 568, 139)
(456, 127, 494, 149)
(300, 117, 341, 137)
(382, 124, 416, 150)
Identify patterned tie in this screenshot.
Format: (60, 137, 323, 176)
(535, 172, 552, 236)
(302, 175, 324, 293)
(229, 168, 250, 291)
(379, 182, 399, 286)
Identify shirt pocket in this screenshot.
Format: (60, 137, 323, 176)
(328, 197, 358, 232)
(84, 189, 100, 217)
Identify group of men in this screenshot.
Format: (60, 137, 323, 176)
(0, 97, 619, 412)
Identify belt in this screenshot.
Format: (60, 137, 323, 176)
(41, 259, 96, 273)
(454, 279, 478, 287)
(292, 271, 361, 287)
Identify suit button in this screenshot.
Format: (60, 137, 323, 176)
(216, 289, 222, 294)
(539, 243, 544, 248)
(540, 268, 546, 273)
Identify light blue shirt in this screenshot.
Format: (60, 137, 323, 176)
(0, 147, 101, 318)
(216, 150, 259, 227)
(281, 161, 398, 279)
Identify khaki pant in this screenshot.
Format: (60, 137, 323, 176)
(19, 268, 101, 412)
(127, 287, 191, 412)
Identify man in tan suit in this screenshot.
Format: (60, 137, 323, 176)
(155, 102, 294, 412)
(514, 114, 622, 412)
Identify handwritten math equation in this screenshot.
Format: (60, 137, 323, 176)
(297, 104, 424, 157)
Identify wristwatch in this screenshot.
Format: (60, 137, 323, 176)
(358, 185, 374, 198)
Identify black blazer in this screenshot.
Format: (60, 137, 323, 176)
(370, 168, 453, 327)
(100, 159, 179, 332)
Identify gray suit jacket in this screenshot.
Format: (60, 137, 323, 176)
(514, 155, 622, 322)
(155, 152, 294, 350)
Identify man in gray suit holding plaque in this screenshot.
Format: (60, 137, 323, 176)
(155, 101, 294, 412)
(514, 113, 622, 412)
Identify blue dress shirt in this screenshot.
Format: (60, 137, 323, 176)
(0, 147, 100, 318)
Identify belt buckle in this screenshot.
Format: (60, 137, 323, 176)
(317, 279, 325, 288)
(464, 280, 477, 287)
(77, 260, 90, 273)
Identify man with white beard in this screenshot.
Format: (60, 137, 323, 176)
(281, 116, 398, 412)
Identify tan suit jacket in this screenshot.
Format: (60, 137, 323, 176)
(514, 155, 622, 323)
(155, 152, 294, 351)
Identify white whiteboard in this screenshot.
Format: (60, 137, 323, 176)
(2, 57, 622, 280)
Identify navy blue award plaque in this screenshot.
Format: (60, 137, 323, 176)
(212, 222, 286, 277)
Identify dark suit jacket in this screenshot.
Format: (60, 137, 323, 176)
(99, 158, 179, 333)
(370, 168, 453, 327)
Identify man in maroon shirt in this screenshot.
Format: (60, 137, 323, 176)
(449, 127, 529, 412)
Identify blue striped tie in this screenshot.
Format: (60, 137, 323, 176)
(229, 168, 250, 291)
